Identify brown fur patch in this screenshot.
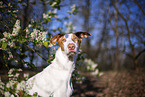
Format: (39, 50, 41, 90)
(57, 36, 66, 51)
(71, 34, 81, 46)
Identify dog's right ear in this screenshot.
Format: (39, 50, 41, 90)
(50, 34, 64, 43)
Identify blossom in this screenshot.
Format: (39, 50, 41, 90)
(41, 32, 47, 42)
(85, 58, 100, 76)
(18, 68, 22, 72)
(6, 80, 15, 89)
(91, 69, 99, 76)
(16, 81, 26, 91)
(48, 43, 53, 47)
(8, 41, 15, 48)
(43, 13, 49, 19)
(0, 38, 7, 42)
(8, 68, 15, 75)
(65, 21, 73, 33)
(8, 51, 13, 60)
(71, 4, 76, 14)
(15, 73, 20, 78)
(4, 92, 11, 97)
(0, 77, 4, 90)
(12, 20, 21, 36)
(51, 2, 57, 7)
(28, 24, 31, 28)
(3, 32, 11, 38)
(24, 73, 29, 80)
(31, 29, 38, 39)
(53, 9, 57, 14)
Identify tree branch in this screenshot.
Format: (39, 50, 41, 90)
(25, 44, 48, 63)
(135, 49, 145, 60)
(134, 0, 145, 16)
(111, 0, 136, 58)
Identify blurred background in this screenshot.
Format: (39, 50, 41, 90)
(0, 0, 145, 97)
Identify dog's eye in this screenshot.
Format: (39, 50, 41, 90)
(74, 38, 77, 41)
(62, 39, 66, 42)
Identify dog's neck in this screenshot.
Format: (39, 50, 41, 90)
(52, 48, 76, 71)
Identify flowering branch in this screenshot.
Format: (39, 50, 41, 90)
(24, 44, 48, 62)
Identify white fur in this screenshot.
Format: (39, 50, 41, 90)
(26, 34, 78, 97)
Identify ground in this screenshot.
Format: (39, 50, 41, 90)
(72, 68, 145, 97)
(0, 68, 145, 97)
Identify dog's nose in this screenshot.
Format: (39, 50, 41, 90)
(68, 43, 75, 50)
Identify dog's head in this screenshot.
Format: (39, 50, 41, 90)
(50, 32, 91, 61)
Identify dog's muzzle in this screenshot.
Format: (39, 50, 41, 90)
(67, 51, 76, 61)
(67, 43, 77, 61)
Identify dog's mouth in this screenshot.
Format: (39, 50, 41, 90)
(67, 51, 77, 61)
(67, 51, 76, 56)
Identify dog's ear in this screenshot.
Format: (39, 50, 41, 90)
(75, 32, 91, 45)
(75, 32, 91, 39)
(50, 34, 64, 43)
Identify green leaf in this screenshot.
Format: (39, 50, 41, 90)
(2, 42, 7, 49)
(43, 41, 49, 47)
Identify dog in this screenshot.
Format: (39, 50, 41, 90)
(26, 32, 91, 97)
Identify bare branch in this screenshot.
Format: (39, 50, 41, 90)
(134, 0, 145, 16)
(135, 49, 145, 60)
(25, 44, 48, 63)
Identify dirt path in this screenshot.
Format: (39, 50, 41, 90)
(1, 68, 145, 97)
(72, 68, 145, 97)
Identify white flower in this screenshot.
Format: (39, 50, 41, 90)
(31, 29, 37, 39)
(92, 64, 98, 70)
(3, 32, 11, 38)
(43, 13, 49, 19)
(24, 73, 29, 80)
(8, 68, 15, 75)
(26, 28, 29, 34)
(64, 21, 67, 25)
(8, 51, 13, 59)
(18, 68, 22, 72)
(16, 81, 26, 91)
(13, 10, 18, 13)
(4, 92, 10, 97)
(10, 94, 15, 97)
(0, 77, 4, 90)
(15, 60, 18, 63)
(48, 16, 52, 18)
(15, 73, 20, 78)
(8, 41, 15, 48)
(6, 81, 15, 88)
(71, 4, 76, 9)
(51, 2, 57, 7)
(28, 24, 31, 28)
(71, 4, 76, 13)
(65, 27, 71, 33)
(53, 9, 57, 14)
(68, 21, 72, 25)
(91, 69, 99, 76)
(65, 21, 73, 33)
(99, 72, 103, 76)
(41, 32, 47, 42)
(0, 38, 7, 42)
(12, 20, 21, 36)
(48, 10, 52, 14)
(48, 43, 53, 47)
(8, 3, 11, 7)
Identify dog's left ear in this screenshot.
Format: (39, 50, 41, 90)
(75, 32, 91, 39)
(75, 32, 91, 45)
(49, 34, 64, 43)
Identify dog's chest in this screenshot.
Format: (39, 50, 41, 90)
(44, 64, 74, 81)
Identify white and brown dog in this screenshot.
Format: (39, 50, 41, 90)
(26, 32, 91, 97)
